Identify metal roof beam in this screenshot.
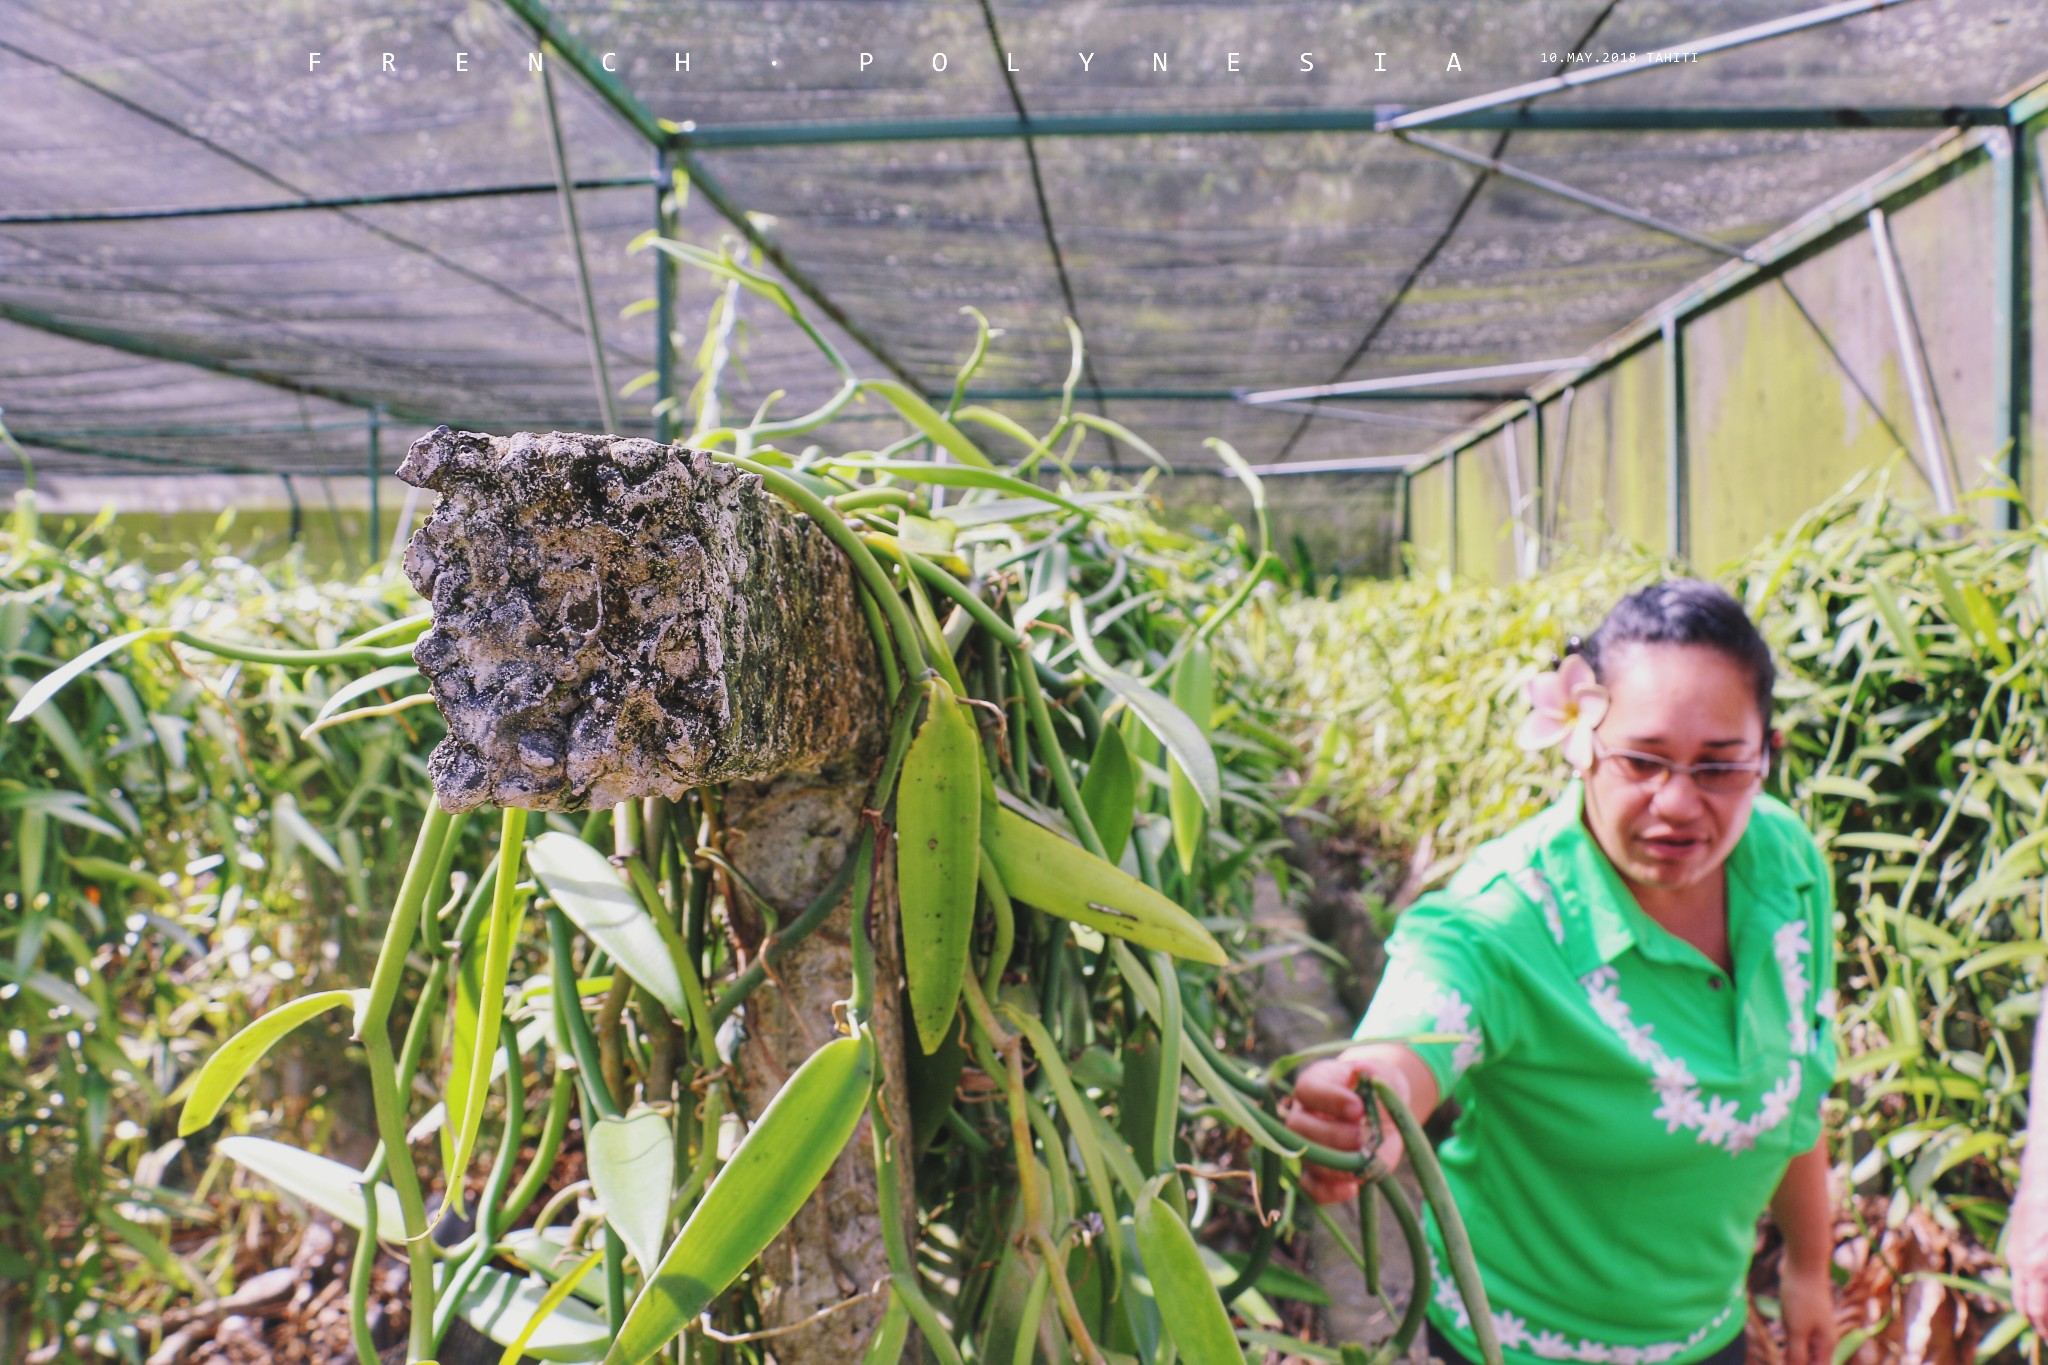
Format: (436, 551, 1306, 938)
(1228, 455, 1425, 475)
(9, 431, 365, 480)
(0, 299, 452, 426)
(0, 177, 660, 227)
(1243, 359, 1589, 404)
(497, 0, 925, 393)
(671, 103, 2002, 149)
(1383, 0, 1922, 132)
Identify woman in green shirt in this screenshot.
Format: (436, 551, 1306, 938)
(1285, 580, 1837, 1365)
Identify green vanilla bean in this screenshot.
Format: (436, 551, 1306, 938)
(363, 1025, 436, 1363)
(832, 486, 922, 514)
(431, 1028, 528, 1345)
(1191, 551, 1279, 646)
(855, 584, 903, 701)
(977, 845, 1014, 1001)
(1377, 1179, 1432, 1359)
(496, 1064, 575, 1231)
(621, 853, 718, 1052)
(606, 1231, 628, 1347)
(347, 1145, 386, 1365)
(547, 907, 621, 1120)
(1367, 1078, 1499, 1365)
(1360, 1173, 1382, 1299)
(1009, 643, 1105, 859)
(871, 1100, 967, 1365)
(1149, 952, 1184, 1219)
(1177, 991, 1268, 1098)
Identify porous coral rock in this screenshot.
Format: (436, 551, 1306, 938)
(397, 427, 880, 811)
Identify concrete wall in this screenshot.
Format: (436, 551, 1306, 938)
(1407, 114, 2042, 582)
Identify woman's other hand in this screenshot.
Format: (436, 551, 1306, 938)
(1281, 1043, 1437, 1204)
(1770, 1142, 1838, 1365)
(2007, 1179, 2048, 1333)
(1778, 1260, 1837, 1365)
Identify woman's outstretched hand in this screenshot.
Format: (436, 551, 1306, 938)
(1281, 1043, 1436, 1204)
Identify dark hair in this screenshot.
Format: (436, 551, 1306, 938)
(1573, 579, 1775, 729)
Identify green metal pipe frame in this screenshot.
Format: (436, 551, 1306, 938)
(0, 298, 457, 429)
(1447, 447, 1460, 576)
(0, 105, 2012, 230)
(654, 146, 678, 445)
(1245, 359, 1587, 404)
(0, 0, 2034, 507)
(1402, 85, 2044, 572)
(1405, 83, 2048, 476)
(1991, 126, 2029, 529)
(12, 430, 368, 480)
(1661, 316, 1688, 561)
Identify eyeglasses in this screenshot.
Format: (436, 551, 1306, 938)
(1589, 733, 1769, 794)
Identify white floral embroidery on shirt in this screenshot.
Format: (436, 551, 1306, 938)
(1581, 964, 1803, 1157)
(1512, 867, 1567, 945)
(1509, 863, 1815, 1158)
(1429, 1250, 1737, 1362)
(1774, 921, 1812, 1055)
(1377, 959, 1486, 1081)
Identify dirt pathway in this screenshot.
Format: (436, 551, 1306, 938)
(1252, 827, 1426, 1359)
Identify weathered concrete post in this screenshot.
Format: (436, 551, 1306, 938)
(396, 427, 905, 1358)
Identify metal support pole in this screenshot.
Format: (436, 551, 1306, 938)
(1661, 316, 1689, 561)
(1531, 398, 1547, 573)
(1991, 127, 2031, 526)
(1868, 208, 1960, 517)
(653, 145, 677, 446)
(367, 401, 382, 562)
(1548, 386, 1576, 547)
(1501, 414, 1532, 580)
(1447, 447, 1461, 577)
(539, 48, 620, 435)
(1400, 470, 1413, 573)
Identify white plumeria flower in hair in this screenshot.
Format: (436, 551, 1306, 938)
(1515, 653, 1610, 771)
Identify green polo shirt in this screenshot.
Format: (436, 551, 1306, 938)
(1357, 781, 1835, 1365)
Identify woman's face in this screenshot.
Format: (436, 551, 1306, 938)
(1578, 642, 1769, 895)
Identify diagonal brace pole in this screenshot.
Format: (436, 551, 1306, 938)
(1382, 0, 1921, 132)
(537, 46, 619, 434)
(1867, 207, 1960, 516)
(1395, 133, 1750, 260)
